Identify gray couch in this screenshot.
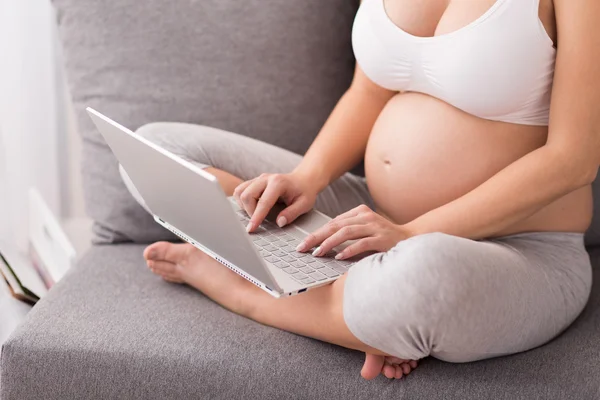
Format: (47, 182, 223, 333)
(2, 1, 599, 398)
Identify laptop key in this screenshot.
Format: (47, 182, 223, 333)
(308, 271, 327, 281)
(292, 252, 307, 259)
(303, 257, 316, 264)
(335, 260, 353, 267)
(262, 221, 277, 229)
(289, 260, 303, 268)
(273, 260, 288, 268)
(294, 272, 308, 280)
(299, 266, 314, 274)
(272, 250, 286, 258)
(265, 236, 279, 243)
(292, 275, 314, 285)
(282, 267, 299, 275)
(331, 264, 348, 274)
(259, 250, 270, 257)
(254, 239, 269, 247)
(265, 255, 279, 263)
(281, 255, 295, 263)
(320, 267, 339, 278)
(264, 245, 277, 252)
(272, 240, 288, 248)
(282, 235, 296, 242)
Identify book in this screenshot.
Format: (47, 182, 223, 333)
(0, 246, 47, 305)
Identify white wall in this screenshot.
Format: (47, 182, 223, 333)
(0, 0, 86, 251)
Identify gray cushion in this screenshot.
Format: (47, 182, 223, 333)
(585, 182, 600, 246)
(53, 0, 358, 243)
(2, 244, 599, 399)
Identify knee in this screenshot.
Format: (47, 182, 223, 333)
(135, 122, 186, 146)
(389, 232, 470, 298)
(343, 233, 477, 359)
(135, 122, 221, 168)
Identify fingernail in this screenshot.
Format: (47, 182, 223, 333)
(335, 253, 344, 260)
(312, 246, 322, 257)
(246, 222, 255, 233)
(276, 216, 287, 228)
(296, 241, 307, 252)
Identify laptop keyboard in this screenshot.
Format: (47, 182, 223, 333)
(235, 210, 354, 285)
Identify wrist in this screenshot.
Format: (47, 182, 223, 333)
(396, 222, 420, 240)
(290, 166, 331, 193)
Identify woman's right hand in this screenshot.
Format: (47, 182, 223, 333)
(233, 172, 320, 232)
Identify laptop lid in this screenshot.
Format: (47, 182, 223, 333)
(86, 108, 280, 291)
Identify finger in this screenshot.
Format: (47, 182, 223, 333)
(315, 223, 373, 257)
(297, 215, 368, 253)
(331, 204, 372, 222)
(239, 179, 267, 223)
(248, 177, 285, 231)
(335, 237, 380, 260)
(233, 180, 254, 210)
(276, 196, 311, 227)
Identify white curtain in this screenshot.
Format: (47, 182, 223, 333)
(0, 0, 64, 251)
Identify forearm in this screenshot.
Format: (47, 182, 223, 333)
(405, 145, 597, 240)
(293, 86, 391, 191)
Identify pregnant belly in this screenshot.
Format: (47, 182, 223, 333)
(365, 92, 592, 234)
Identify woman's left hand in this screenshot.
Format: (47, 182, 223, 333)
(296, 205, 413, 260)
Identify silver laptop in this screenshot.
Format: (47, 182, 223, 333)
(86, 108, 356, 297)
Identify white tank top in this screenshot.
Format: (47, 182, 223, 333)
(352, 0, 556, 126)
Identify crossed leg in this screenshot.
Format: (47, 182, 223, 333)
(144, 167, 417, 379)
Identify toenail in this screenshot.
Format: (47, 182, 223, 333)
(147, 260, 154, 268)
(148, 250, 157, 259)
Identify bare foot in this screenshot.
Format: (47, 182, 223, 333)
(144, 242, 419, 380)
(143, 242, 251, 310)
(361, 353, 418, 380)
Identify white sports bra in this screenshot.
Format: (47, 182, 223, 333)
(352, 0, 556, 126)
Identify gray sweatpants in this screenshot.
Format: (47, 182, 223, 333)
(123, 122, 593, 363)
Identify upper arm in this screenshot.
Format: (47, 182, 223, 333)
(349, 64, 396, 103)
(547, 0, 600, 169)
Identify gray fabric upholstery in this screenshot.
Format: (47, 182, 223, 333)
(585, 182, 600, 246)
(2, 244, 599, 399)
(53, 0, 358, 244)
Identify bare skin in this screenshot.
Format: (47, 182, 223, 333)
(145, 169, 417, 379)
(143, 0, 600, 380)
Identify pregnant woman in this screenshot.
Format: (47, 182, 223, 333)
(131, 0, 599, 379)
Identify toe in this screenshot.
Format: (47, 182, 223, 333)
(387, 356, 408, 364)
(382, 364, 396, 379)
(409, 360, 418, 369)
(147, 260, 185, 283)
(361, 354, 385, 380)
(394, 365, 403, 379)
(401, 363, 411, 375)
(148, 260, 177, 275)
(144, 242, 191, 264)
